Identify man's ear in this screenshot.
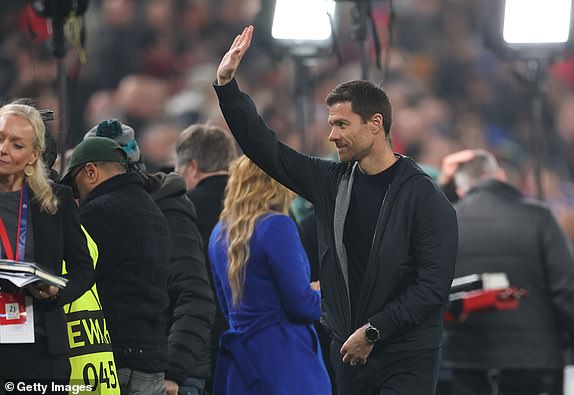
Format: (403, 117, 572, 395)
(84, 162, 98, 184)
(188, 159, 200, 177)
(369, 113, 383, 133)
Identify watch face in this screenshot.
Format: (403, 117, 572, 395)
(366, 326, 379, 342)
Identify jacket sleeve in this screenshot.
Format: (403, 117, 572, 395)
(211, 265, 229, 322)
(261, 215, 321, 321)
(542, 210, 574, 337)
(208, 225, 230, 322)
(164, 209, 215, 385)
(214, 78, 339, 204)
(369, 181, 458, 341)
(58, 186, 95, 305)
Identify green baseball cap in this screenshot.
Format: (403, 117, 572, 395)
(60, 137, 127, 186)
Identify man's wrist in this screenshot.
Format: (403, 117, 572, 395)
(216, 75, 233, 86)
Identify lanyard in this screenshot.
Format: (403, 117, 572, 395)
(0, 185, 29, 261)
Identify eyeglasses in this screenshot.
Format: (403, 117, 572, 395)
(70, 164, 86, 183)
(69, 164, 87, 199)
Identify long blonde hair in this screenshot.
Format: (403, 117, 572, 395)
(0, 103, 58, 214)
(220, 156, 295, 306)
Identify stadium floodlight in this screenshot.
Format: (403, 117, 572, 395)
(483, 0, 574, 59)
(271, 0, 336, 57)
(480, 0, 574, 199)
(503, 0, 572, 45)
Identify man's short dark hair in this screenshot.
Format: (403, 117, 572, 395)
(325, 80, 393, 137)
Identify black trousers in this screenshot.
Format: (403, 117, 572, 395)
(330, 340, 441, 395)
(0, 334, 70, 380)
(448, 369, 563, 395)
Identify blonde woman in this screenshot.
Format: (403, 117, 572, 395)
(208, 156, 331, 395)
(0, 103, 93, 378)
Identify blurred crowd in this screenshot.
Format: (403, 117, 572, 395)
(2, 0, 574, 237)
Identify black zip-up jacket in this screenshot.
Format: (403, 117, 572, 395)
(185, 174, 230, 383)
(214, 79, 458, 352)
(445, 180, 574, 369)
(146, 172, 215, 383)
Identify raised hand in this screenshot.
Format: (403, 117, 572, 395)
(216, 25, 254, 86)
(438, 149, 476, 185)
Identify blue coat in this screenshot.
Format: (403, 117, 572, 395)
(208, 214, 331, 395)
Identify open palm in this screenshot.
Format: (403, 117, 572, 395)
(217, 26, 254, 86)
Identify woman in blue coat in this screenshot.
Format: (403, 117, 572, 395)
(208, 155, 331, 395)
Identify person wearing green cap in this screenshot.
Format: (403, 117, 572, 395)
(62, 136, 171, 395)
(83, 120, 217, 395)
(61, 137, 127, 196)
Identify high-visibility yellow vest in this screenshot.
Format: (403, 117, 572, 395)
(63, 227, 120, 395)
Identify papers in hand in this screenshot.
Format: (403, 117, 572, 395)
(0, 259, 68, 289)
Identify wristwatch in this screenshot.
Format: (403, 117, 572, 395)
(364, 322, 381, 343)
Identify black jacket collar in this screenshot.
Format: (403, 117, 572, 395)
(466, 179, 522, 199)
(80, 172, 143, 207)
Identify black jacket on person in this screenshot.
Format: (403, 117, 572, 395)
(29, 184, 94, 355)
(78, 172, 170, 373)
(444, 180, 574, 369)
(186, 175, 228, 251)
(146, 172, 215, 383)
(186, 174, 229, 386)
(214, 78, 458, 353)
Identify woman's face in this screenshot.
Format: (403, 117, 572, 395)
(0, 114, 39, 178)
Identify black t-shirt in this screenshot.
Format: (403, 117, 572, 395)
(343, 158, 400, 324)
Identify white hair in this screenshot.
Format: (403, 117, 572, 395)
(454, 149, 500, 194)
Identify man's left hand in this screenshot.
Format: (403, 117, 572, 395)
(340, 324, 375, 366)
(165, 379, 178, 395)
